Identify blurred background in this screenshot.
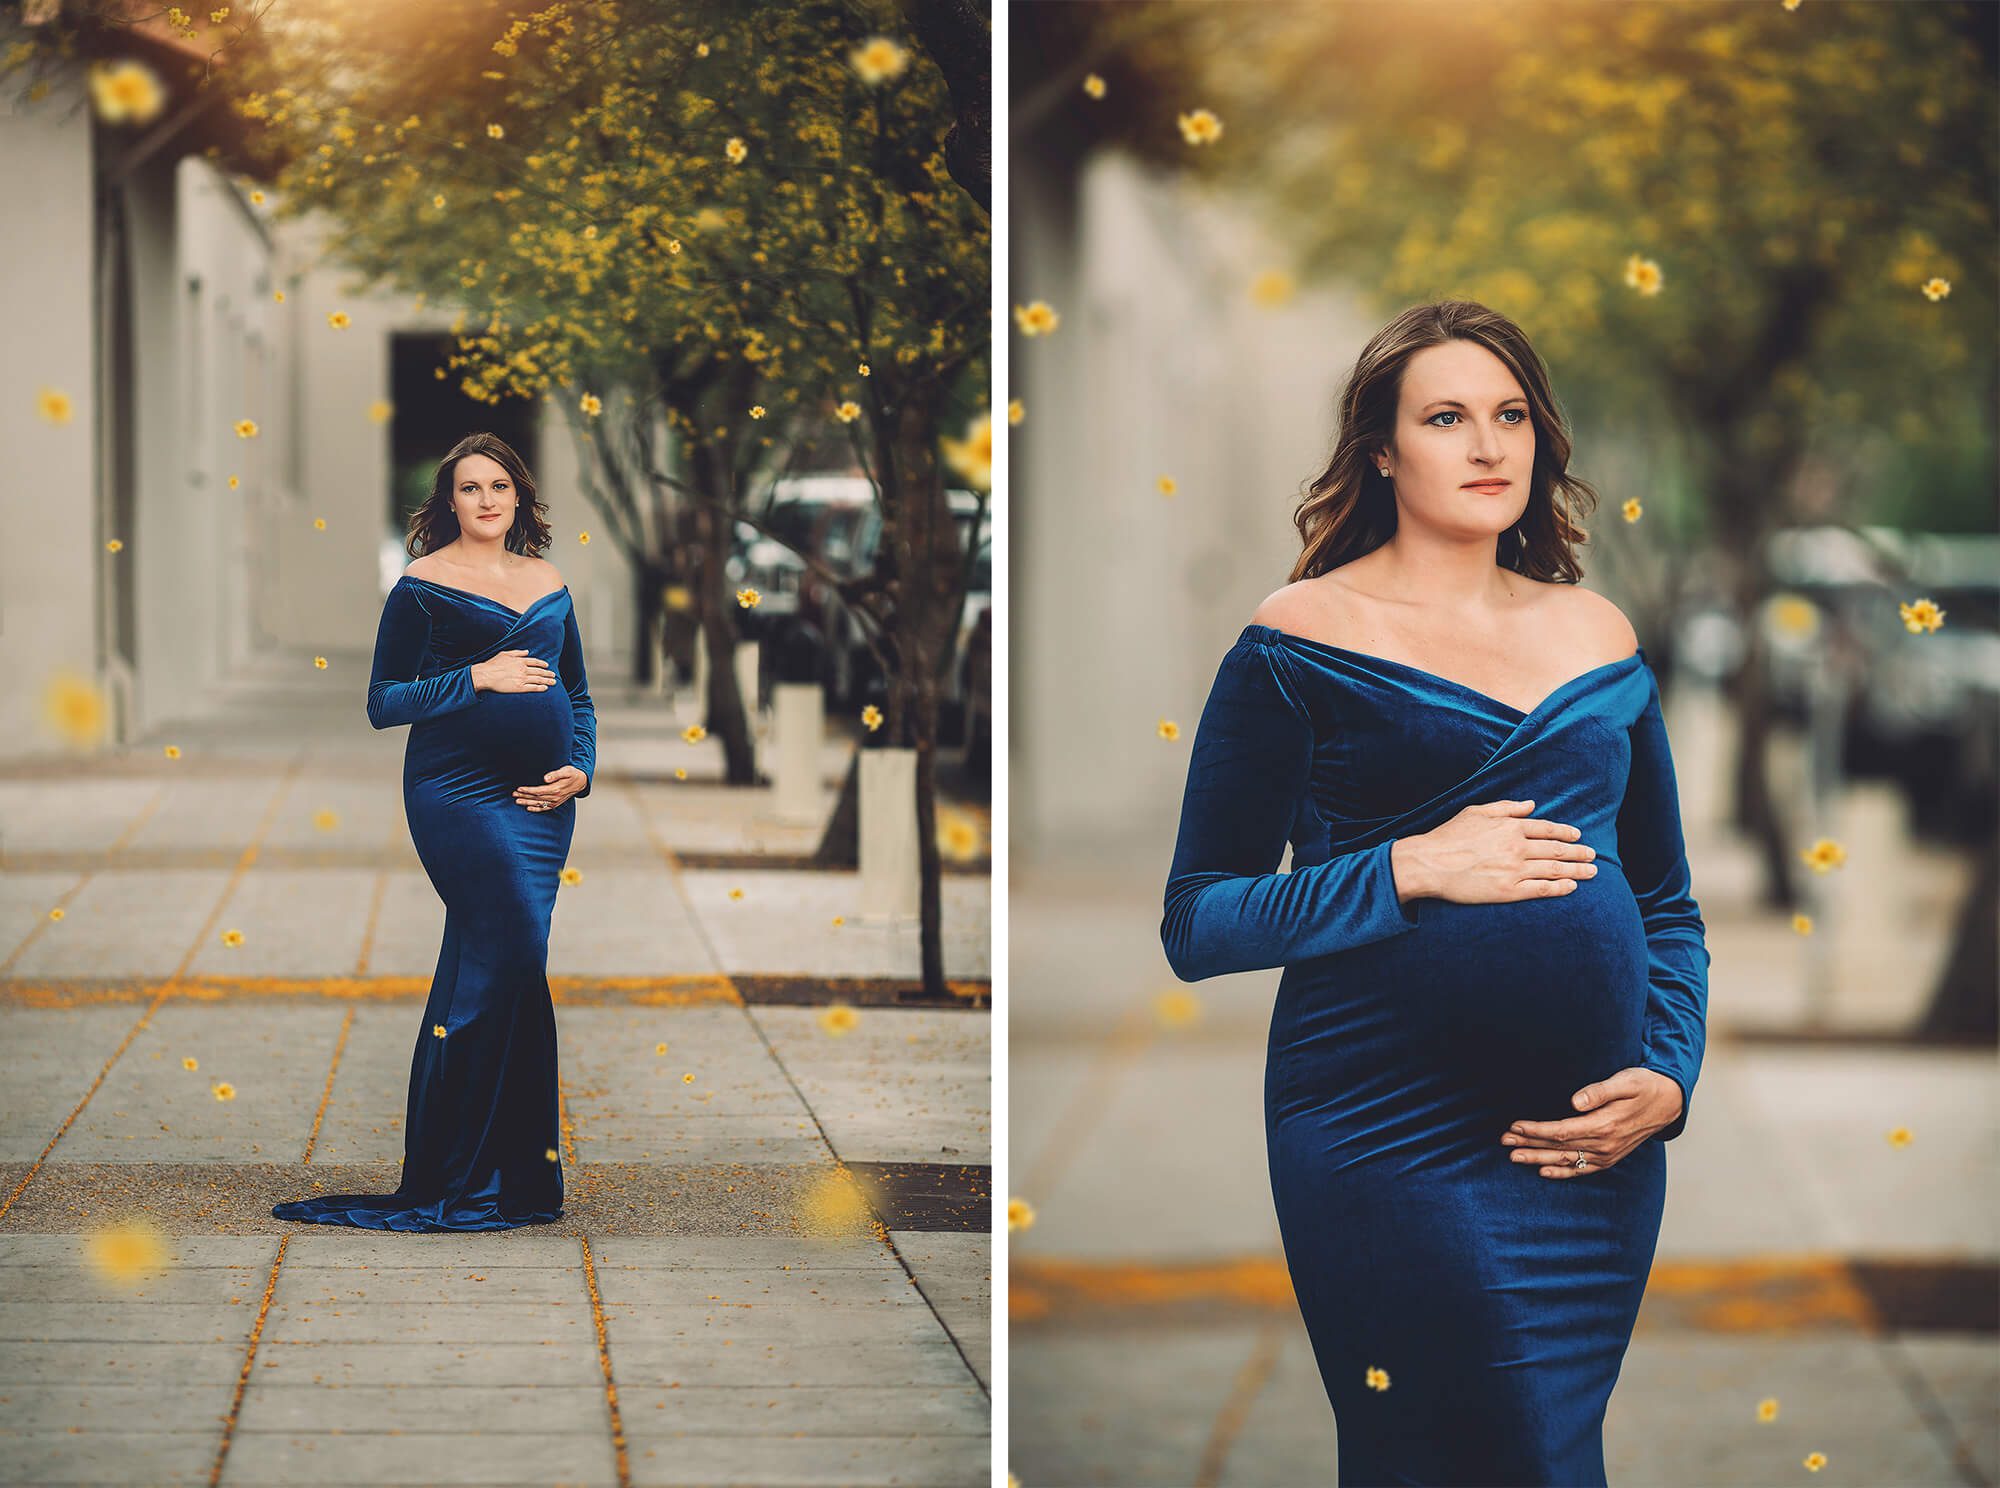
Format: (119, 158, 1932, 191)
(1006, 2, 1997, 1484)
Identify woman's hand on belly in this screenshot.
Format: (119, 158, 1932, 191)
(514, 765, 589, 811)
(1497, 1067, 1685, 1178)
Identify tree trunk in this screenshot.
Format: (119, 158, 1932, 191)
(688, 440, 756, 786)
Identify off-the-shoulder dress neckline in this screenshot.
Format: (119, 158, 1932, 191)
(1241, 622, 1645, 723)
(400, 573, 568, 618)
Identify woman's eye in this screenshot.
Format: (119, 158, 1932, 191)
(1430, 409, 1527, 427)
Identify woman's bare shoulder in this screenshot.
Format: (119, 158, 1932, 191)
(1544, 582, 1640, 658)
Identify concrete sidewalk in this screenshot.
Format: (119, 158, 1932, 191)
(0, 664, 991, 1486)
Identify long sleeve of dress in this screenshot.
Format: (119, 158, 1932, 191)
(1616, 667, 1710, 1142)
(559, 602, 597, 798)
(366, 583, 479, 730)
(1161, 633, 1421, 981)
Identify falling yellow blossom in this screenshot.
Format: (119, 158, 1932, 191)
(831, 915, 845, 926)
(314, 656, 328, 669)
(1250, 269, 1295, 308)
(1158, 718, 1181, 741)
(937, 805, 983, 862)
(579, 392, 603, 417)
(1920, 277, 1950, 301)
(858, 362, 870, 376)
(106, 539, 124, 553)
(1887, 1126, 1913, 1148)
(849, 36, 910, 85)
(486, 122, 504, 139)
(273, 290, 285, 302)
(326, 310, 351, 330)
(1621, 498, 1643, 522)
(560, 866, 582, 885)
(728, 887, 745, 900)
(1791, 913, 1813, 935)
(1013, 300, 1060, 336)
(248, 189, 263, 205)
(1624, 253, 1664, 296)
(37, 387, 74, 424)
(434, 193, 447, 208)
(834, 400, 862, 422)
(1770, 594, 1820, 638)
(1083, 73, 1106, 99)
(674, 767, 688, 780)
(798, 1164, 874, 1236)
(228, 476, 240, 489)
(312, 808, 339, 832)
(87, 59, 166, 125)
(737, 587, 761, 608)
(578, 532, 590, 544)
(545, 1147, 559, 1161)
(667, 239, 681, 255)
(235, 418, 258, 438)
(683, 724, 708, 744)
(655, 1042, 669, 1055)
(860, 704, 883, 732)
(1365, 1365, 1391, 1391)
(683, 1072, 695, 1083)
(1803, 1452, 1826, 1472)
(368, 400, 393, 424)
(1757, 1396, 1779, 1421)
(1781, 0, 1801, 9)
(1178, 107, 1223, 145)
(183, 1056, 198, 1071)
(1008, 398, 1025, 426)
(1799, 838, 1846, 873)
(724, 136, 748, 164)
(941, 410, 992, 490)
(819, 1002, 860, 1035)
(85, 1217, 170, 1286)
(749, 405, 766, 419)
(1157, 475, 1177, 497)
(313, 517, 327, 531)
(212, 1081, 236, 1101)
(1899, 597, 1945, 633)
(42, 671, 108, 748)
(220, 929, 243, 947)
(1156, 989, 1201, 1028)
(433, 1023, 447, 1038)
(1008, 1196, 1036, 1231)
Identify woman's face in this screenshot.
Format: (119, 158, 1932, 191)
(451, 452, 517, 540)
(1378, 339, 1537, 540)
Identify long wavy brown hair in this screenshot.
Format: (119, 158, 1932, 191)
(403, 432, 553, 558)
(1289, 300, 1597, 585)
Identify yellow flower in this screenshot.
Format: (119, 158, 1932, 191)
(37, 387, 74, 424)
(87, 59, 166, 125)
(579, 392, 603, 417)
(43, 670, 109, 749)
(1898, 597, 1945, 633)
(220, 929, 244, 947)
(674, 767, 688, 780)
(85, 1218, 169, 1285)
(1178, 107, 1223, 146)
(312, 808, 338, 832)
(212, 1081, 236, 1101)
(228, 475, 240, 490)
(560, 866, 582, 885)
(1157, 475, 1178, 497)
(1791, 912, 1813, 935)
(655, 1042, 669, 1055)
(728, 886, 745, 900)
(1624, 253, 1664, 296)
(248, 189, 264, 205)
(737, 587, 762, 608)
(433, 1023, 447, 1038)
(857, 362, 870, 376)
(686, 724, 709, 747)
(683, 1071, 695, 1083)
(545, 1147, 559, 1161)
(313, 656, 328, 669)
(1083, 73, 1106, 99)
(831, 915, 845, 927)
(1249, 269, 1295, 308)
(1770, 594, 1820, 638)
(313, 517, 327, 531)
(834, 400, 862, 423)
(937, 805, 983, 862)
(1757, 1396, 1779, 1421)
(818, 1002, 860, 1035)
(579, 532, 590, 544)
(1008, 398, 1025, 426)
(1781, 0, 1801, 9)
(272, 290, 285, 302)
(1007, 1196, 1036, 1231)
(667, 238, 682, 255)
(49, 907, 66, 921)
(1155, 989, 1201, 1028)
(1886, 1126, 1913, 1148)
(235, 418, 259, 438)
(695, 41, 709, 57)
(749, 405, 766, 419)
(1803, 1452, 1826, 1472)
(849, 36, 911, 85)
(1013, 300, 1060, 336)
(724, 136, 748, 164)
(183, 1056, 199, 1071)
(326, 310, 351, 330)
(486, 122, 504, 139)
(434, 193, 447, 208)
(1920, 276, 1950, 301)
(1621, 498, 1643, 522)
(941, 411, 992, 490)
(368, 400, 393, 424)
(106, 539, 124, 553)
(860, 704, 883, 732)
(1799, 837, 1847, 873)
(1158, 718, 1181, 741)
(1365, 1365, 1391, 1391)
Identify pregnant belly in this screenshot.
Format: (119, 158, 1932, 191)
(1272, 863, 1652, 1131)
(465, 685, 574, 782)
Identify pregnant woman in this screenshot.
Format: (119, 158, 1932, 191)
(273, 431, 596, 1232)
(1161, 302, 1709, 1486)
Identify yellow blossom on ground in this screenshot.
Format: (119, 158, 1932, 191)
(941, 410, 992, 490)
(1083, 73, 1106, 99)
(1013, 300, 1060, 336)
(579, 392, 603, 417)
(1757, 1396, 1779, 1421)
(235, 419, 258, 438)
(1622, 498, 1643, 522)
(1803, 1452, 1826, 1472)
(559, 867, 582, 885)
(1008, 1196, 1035, 1231)
(1250, 269, 1294, 308)
(85, 1217, 170, 1286)
(1008, 398, 1025, 426)
(1158, 718, 1181, 741)
(850, 36, 910, 85)
(861, 705, 883, 732)
(1156, 989, 1201, 1028)
(1792, 913, 1813, 934)
(683, 724, 707, 744)
(249, 189, 263, 205)
(834, 400, 861, 422)
(1899, 597, 1945, 633)
(221, 929, 243, 947)
(106, 539, 124, 553)
(1158, 475, 1177, 497)
(327, 310, 351, 330)
(1887, 1126, 1913, 1147)
(819, 1002, 860, 1035)
(1624, 253, 1664, 295)
(1920, 277, 1950, 301)
(737, 587, 761, 608)
(37, 387, 74, 424)
(312, 808, 339, 832)
(184, 1057, 199, 1071)
(1799, 838, 1846, 873)
(212, 1081, 236, 1101)
(1178, 107, 1223, 145)
(724, 136, 748, 164)
(1365, 1365, 1391, 1391)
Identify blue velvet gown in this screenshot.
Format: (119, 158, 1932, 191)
(1162, 623, 1710, 1487)
(272, 575, 596, 1232)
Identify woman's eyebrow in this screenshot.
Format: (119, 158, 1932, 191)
(1423, 397, 1528, 410)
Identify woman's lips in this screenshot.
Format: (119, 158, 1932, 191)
(478, 513, 505, 520)
(1462, 480, 1510, 490)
